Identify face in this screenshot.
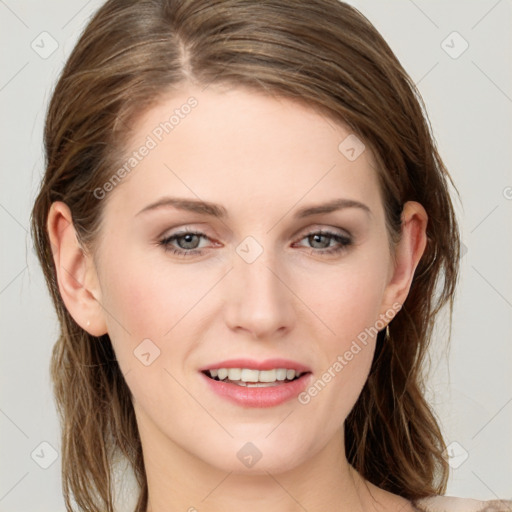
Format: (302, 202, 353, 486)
(88, 85, 403, 474)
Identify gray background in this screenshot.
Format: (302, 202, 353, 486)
(1, 0, 511, 510)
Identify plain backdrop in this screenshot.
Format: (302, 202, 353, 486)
(1, 0, 511, 510)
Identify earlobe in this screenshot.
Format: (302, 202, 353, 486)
(47, 201, 107, 336)
(382, 201, 428, 311)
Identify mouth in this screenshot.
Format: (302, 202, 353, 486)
(202, 367, 308, 387)
(199, 359, 312, 407)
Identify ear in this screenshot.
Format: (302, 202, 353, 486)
(380, 201, 428, 316)
(47, 201, 107, 336)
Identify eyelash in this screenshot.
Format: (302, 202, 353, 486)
(158, 229, 352, 258)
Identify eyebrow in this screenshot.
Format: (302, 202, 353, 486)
(135, 196, 371, 219)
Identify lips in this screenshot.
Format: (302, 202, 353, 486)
(199, 358, 312, 407)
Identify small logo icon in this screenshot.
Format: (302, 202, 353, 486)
(338, 134, 365, 161)
(441, 31, 469, 59)
(30, 441, 58, 469)
(134, 338, 161, 366)
(31, 32, 59, 59)
(237, 442, 263, 468)
(442, 441, 469, 469)
(236, 236, 264, 264)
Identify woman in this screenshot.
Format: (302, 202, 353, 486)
(30, 0, 511, 511)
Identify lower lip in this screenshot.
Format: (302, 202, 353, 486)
(200, 372, 312, 408)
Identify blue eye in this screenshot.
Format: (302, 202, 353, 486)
(158, 229, 352, 257)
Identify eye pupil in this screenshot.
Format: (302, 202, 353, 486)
(309, 234, 330, 249)
(178, 234, 200, 249)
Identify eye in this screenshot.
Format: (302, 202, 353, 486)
(159, 230, 212, 256)
(158, 228, 353, 258)
(294, 229, 352, 256)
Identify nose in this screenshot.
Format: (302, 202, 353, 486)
(223, 246, 296, 340)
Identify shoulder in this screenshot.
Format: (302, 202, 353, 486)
(413, 495, 512, 512)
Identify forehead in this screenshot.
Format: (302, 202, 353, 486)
(102, 85, 383, 223)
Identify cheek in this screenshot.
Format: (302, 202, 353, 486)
(96, 254, 195, 417)
(98, 247, 197, 338)
(298, 280, 379, 432)
(300, 254, 389, 345)
(96, 245, 219, 378)
(101, 265, 163, 337)
(295, 250, 388, 417)
(94, 246, 174, 377)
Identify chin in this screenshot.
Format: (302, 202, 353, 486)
(189, 431, 317, 476)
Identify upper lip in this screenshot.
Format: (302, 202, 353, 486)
(199, 358, 311, 373)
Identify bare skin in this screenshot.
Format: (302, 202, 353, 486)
(48, 84, 427, 512)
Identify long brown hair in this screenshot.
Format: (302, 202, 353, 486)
(31, 1, 460, 510)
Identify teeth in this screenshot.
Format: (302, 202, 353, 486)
(206, 367, 303, 384)
(228, 368, 242, 380)
(240, 368, 259, 382)
(276, 368, 287, 381)
(286, 369, 296, 380)
(258, 369, 276, 382)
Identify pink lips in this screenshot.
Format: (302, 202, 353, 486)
(199, 358, 312, 408)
